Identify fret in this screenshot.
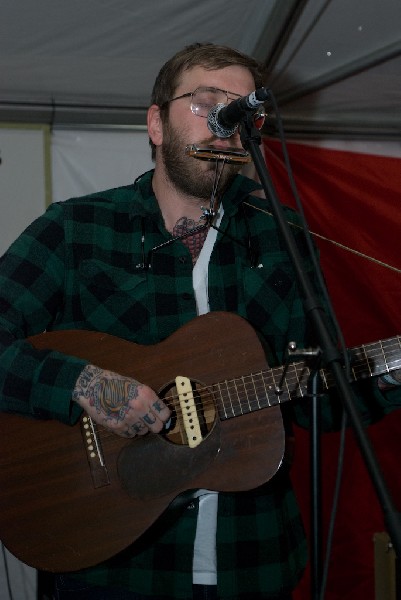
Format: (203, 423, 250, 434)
(241, 375, 263, 414)
(260, 369, 275, 407)
(240, 377, 250, 412)
(215, 380, 232, 419)
(270, 364, 281, 400)
(231, 378, 243, 415)
(363, 343, 373, 377)
(366, 340, 386, 376)
(350, 337, 401, 381)
(379, 340, 388, 374)
(291, 363, 301, 397)
(320, 366, 329, 391)
(214, 334, 401, 423)
(379, 336, 401, 373)
(292, 362, 307, 397)
(250, 373, 261, 410)
(349, 343, 376, 381)
(282, 374, 291, 404)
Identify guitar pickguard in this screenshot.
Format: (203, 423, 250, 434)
(117, 420, 221, 499)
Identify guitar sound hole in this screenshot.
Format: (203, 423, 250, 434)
(159, 379, 216, 446)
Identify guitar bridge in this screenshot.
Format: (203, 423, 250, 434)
(175, 376, 203, 448)
(80, 415, 110, 488)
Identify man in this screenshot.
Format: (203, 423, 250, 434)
(0, 43, 400, 600)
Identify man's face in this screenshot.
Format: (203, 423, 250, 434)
(155, 65, 256, 201)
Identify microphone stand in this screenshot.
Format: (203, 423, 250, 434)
(238, 112, 401, 597)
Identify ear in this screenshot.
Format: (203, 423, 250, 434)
(147, 104, 163, 148)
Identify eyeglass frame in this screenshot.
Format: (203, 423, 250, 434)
(161, 86, 241, 111)
(160, 86, 265, 124)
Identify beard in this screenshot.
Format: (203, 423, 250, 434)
(161, 119, 242, 201)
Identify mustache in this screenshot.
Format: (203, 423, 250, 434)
(196, 136, 245, 152)
(197, 135, 229, 146)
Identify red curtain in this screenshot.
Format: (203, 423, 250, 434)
(262, 139, 401, 600)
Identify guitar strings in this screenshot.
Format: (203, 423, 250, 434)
(95, 336, 401, 440)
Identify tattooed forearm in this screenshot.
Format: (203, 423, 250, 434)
(72, 364, 141, 422)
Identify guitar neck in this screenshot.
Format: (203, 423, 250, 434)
(216, 335, 401, 420)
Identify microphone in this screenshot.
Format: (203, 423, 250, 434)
(207, 87, 270, 138)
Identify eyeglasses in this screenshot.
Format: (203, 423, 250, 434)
(162, 86, 266, 130)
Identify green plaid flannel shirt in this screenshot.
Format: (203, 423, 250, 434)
(0, 170, 398, 599)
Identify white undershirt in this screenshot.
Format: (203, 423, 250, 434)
(191, 208, 223, 586)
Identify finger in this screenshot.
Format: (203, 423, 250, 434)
(151, 398, 171, 421)
(140, 405, 169, 433)
(130, 420, 149, 436)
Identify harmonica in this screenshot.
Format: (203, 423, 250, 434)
(185, 144, 251, 164)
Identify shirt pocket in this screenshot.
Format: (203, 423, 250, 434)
(243, 250, 295, 300)
(79, 259, 150, 340)
(241, 252, 297, 339)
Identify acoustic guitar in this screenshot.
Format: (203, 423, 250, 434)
(0, 312, 399, 572)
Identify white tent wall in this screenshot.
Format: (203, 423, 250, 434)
(0, 127, 154, 258)
(0, 126, 50, 257)
(0, 546, 36, 600)
(51, 128, 154, 203)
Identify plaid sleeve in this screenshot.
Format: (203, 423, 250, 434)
(0, 204, 87, 424)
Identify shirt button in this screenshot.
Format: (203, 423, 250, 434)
(187, 502, 196, 510)
(179, 256, 187, 264)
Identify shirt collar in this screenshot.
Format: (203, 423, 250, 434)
(131, 169, 262, 219)
(220, 174, 262, 217)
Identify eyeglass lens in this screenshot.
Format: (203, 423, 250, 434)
(191, 87, 265, 130)
(191, 88, 228, 118)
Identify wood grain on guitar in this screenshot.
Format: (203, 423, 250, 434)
(0, 312, 399, 572)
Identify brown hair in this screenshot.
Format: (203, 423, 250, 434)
(149, 42, 266, 158)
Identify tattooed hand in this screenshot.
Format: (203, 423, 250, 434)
(72, 364, 170, 438)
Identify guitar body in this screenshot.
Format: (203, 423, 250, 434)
(0, 312, 285, 572)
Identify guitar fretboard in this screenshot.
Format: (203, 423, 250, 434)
(215, 335, 401, 420)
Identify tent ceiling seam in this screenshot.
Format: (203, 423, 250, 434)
(268, 0, 333, 87)
(275, 39, 401, 105)
(251, 0, 309, 71)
